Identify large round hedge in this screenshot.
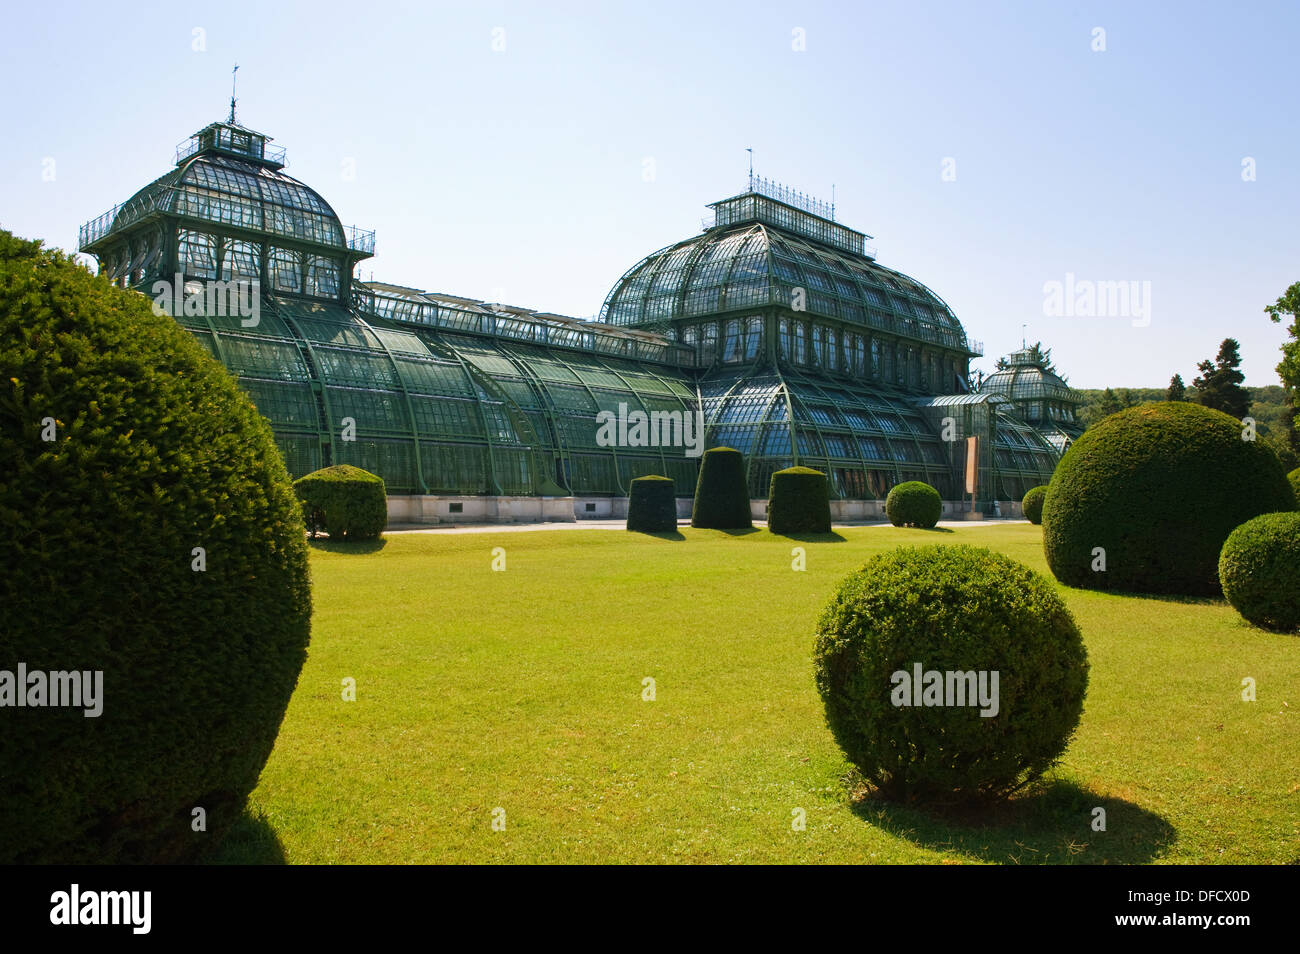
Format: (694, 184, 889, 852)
(1022, 485, 1048, 525)
(1288, 467, 1300, 505)
(626, 474, 678, 533)
(1218, 512, 1300, 632)
(294, 464, 387, 540)
(814, 545, 1088, 805)
(691, 446, 752, 529)
(1043, 402, 1296, 595)
(767, 466, 831, 534)
(885, 481, 942, 529)
(0, 232, 311, 863)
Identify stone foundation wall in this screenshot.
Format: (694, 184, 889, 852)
(387, 495, 1023, 526)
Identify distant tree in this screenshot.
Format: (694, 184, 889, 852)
(1025, 341, 1061, 377)
(1265, 282, 1300, 452)
(1167, 374, 1187, 401)
(1093, 387, 1122, 421)
(1191, 338, 1251, 419)
(995, 356, 1010, 370)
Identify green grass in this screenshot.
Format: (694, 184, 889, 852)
(213, 524, 1300, 864)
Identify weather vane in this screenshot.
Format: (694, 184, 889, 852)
(228, 64, 239, 124)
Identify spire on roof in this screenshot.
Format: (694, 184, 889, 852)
(228, 64, 239, 124)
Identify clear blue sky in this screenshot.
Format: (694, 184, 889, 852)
(3, 0, 1296, 388)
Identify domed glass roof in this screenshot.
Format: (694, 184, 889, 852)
(979, 348, 1083, 405)
(109, 153, 344, 248)
(599, 212, 973, 355)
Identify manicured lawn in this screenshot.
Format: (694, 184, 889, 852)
(214, 524, 1299, 864)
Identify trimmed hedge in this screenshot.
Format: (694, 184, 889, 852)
(294, 465, 387, 541)
(814, 545, 1089, 805)
(1043, 402, 1296, 595)
(627, 475, 678, 532)
(885, 481, 942, 529)
(767, 466, 831, 534)
(691, 446, 752, 529)
(1022, 485, 1048, 525)
(1289, 467, 1300, 505)
(0, 230, 311, 863)
(1218, 511, 1300, 632)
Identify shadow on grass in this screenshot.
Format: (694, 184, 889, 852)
(849, 777, 1175, 865)
(768, 531, 848, 543)
(1054, 582, 1225, 609)
(307, 536, 388, 555)
(205, 809, 287, 865)
(703, 526, 763, 536)
(628, 529, 686, 541)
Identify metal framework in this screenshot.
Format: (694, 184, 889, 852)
(978, 347, 1086, 454)
(79, 117, 1065, 505)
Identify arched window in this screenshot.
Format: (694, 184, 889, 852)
(269, 247, 302, 293)
(221, 240, 261, 282)
(178, 230, 217, 279)
(743, 316, 762, 360)
(305, 255, 340, 297)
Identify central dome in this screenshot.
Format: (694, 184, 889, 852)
(599, 191, 972, 356)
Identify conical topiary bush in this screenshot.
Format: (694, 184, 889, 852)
(691, 447, 752, 529)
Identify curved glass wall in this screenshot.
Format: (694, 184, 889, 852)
(176, 293, 699, 496)
(701, 367, 956, 499)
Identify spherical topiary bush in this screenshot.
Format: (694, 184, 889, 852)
(0, 231, 311, 863)
(691, 446, 752, 529)
(1022, 485, 1048, 525)
(767, 466, 831, 534)
(294, 464, 387, 541)
(1288, 467, 1300, 506)
(1218, 512, 1300, 632)
(626, 475, 678, 533)
(814, 545, 1088, 805)
(885, 481, 942, 529)
(1042, 402, 1295, 595)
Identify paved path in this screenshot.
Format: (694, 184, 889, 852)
(385, 518, 1030, 535)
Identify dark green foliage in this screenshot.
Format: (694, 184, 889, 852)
(1043, 402, 1296, 595)
(1021, 485, 1048, 525)
(814, 545, 1089, 805)
(767, 466, 831, 534)
(1218, 512, 1300, 632)
(1191, 337, 1251, 419)
(626, 475, 678, 533)
(293, 465, 387, 541)
(885, 481, 942, 529)
(1289, 467, 1300, 505)
(1167, 374, 1187, 402)
(0, 230, 311, 863)
(691, 447, 752, 529)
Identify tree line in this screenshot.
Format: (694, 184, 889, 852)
(1076, 283, 1300, 472)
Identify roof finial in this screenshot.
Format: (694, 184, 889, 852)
(228, 64, 239, 124)
(746, 147, 753, 191)
(1022, 322, 1027, 348)
(831, 183, 836, 221)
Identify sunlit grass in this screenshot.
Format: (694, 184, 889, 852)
(215, 523, 1299, 864)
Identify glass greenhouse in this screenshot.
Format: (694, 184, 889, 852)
(978, 347, 1086, 454)
(80, 119, 1063, 509)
